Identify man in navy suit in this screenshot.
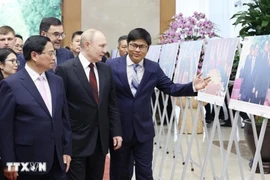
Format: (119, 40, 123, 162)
(107, 28, 210, 180)
(0, 35, 71, 180)
(18, 17, 74, 71)
(240, 44, 258, 103)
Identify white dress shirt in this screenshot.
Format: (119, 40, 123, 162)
(126, 55, 145, 90)
(25, 64, 52, 116)
(78, 53, 100, 94)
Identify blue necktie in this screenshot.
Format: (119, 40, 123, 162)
(131, 64, 140, 96)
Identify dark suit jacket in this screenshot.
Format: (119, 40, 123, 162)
(106, 55, 196, 143)
(17, 54, 25, 71)
(240, 54, 257, 102)
(55, 57, 122, 157)
(255, 52, 269, 98)
(56, 48, 74, 65)
(0, 69, 71, 174)
(17, 48, 74, 71)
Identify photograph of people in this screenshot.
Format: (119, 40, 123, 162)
(174, 40, 203, 84)
(159, 42, 180, 79)
(230, 35, 270, 118)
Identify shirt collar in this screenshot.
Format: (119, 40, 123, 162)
(78, 53, 96, 69)
(25, 64, 47, 82)
(126, 55, 144, 67)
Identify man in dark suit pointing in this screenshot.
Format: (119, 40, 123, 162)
(107, 28, 210, 180)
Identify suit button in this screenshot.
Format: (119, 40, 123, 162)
(51, 134, 54, 138)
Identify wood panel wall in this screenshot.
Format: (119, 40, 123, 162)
(160, 0, 176, 34)
(62, 0, 81, 47)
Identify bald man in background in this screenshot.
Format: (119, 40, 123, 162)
(55, 29, 122, 180)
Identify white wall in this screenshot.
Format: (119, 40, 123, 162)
(81, 0, 160, 52)
(175, 0, 252, 38)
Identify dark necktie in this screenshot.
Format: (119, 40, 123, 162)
(89, 63, 98, 103)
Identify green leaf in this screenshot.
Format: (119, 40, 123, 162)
(261, 20, 269, 27)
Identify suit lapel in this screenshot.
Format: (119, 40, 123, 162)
(117, 57, 133, 97)
(20, 69, 51, 117)
(73, 57, 97, 104)
(96, 62, 104, 106)
(46, 72, 57, 118)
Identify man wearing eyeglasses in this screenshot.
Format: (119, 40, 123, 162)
(39, 17, 74, 70)
(107, 28, 211, 180)
(0, 35, 71, 180)
(117, 35, 128, 57)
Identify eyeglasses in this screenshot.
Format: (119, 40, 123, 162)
(49, 32, 66, 39)
(5, 58, 20, 65)
(129, 43, 148, 51)
(41, 51, 56, 57)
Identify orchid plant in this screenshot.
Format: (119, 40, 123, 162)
(159, 12, 217, 73)
(160, 12, 217, 44)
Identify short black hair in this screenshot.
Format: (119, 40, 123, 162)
(127, 28, 151, 46)
(23, 35, 51, 61)
(0, 48, 16, 64)
(0, 48, 17, 80)
(15, 34, 23, 40)
(39, 17, 62, 34)
(71, 31, 83, 41)
(118, 35, 127, 44)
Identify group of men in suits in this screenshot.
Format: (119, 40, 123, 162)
(0, 22, 211, 180)
(240, 40, 270, 105)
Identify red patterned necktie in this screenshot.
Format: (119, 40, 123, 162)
(89, 63, 98, 103)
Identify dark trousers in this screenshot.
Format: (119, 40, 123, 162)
(0, 160, 7, 180)
(129, 155, 134, 179)
(67, 138, 106, 180)
(110, 135, 154, 180)
(226, 86, 250, 123)
(18, 150, 65, 180)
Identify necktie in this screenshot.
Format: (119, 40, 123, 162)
(38, 76, 52, 115)
(53, 51, 57, 72)
(131, 64, 140, 96)
(89, 63, 98, 103)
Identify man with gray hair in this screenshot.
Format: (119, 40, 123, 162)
(117, 35, 128, 57)
(56, 29, 122, 180)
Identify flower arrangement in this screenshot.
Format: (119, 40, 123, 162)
(159, 12, 218, 73)
(160, 12, 217, 44)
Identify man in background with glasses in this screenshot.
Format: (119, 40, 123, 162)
(40, 17, 74, 70)
(117, 35, 128, 57)
(18, 17, 74, 72)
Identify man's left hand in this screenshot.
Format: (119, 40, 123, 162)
(63, 154, 71, 172)
(193, 73, 211, 91)
(113, 136, 123, 150)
